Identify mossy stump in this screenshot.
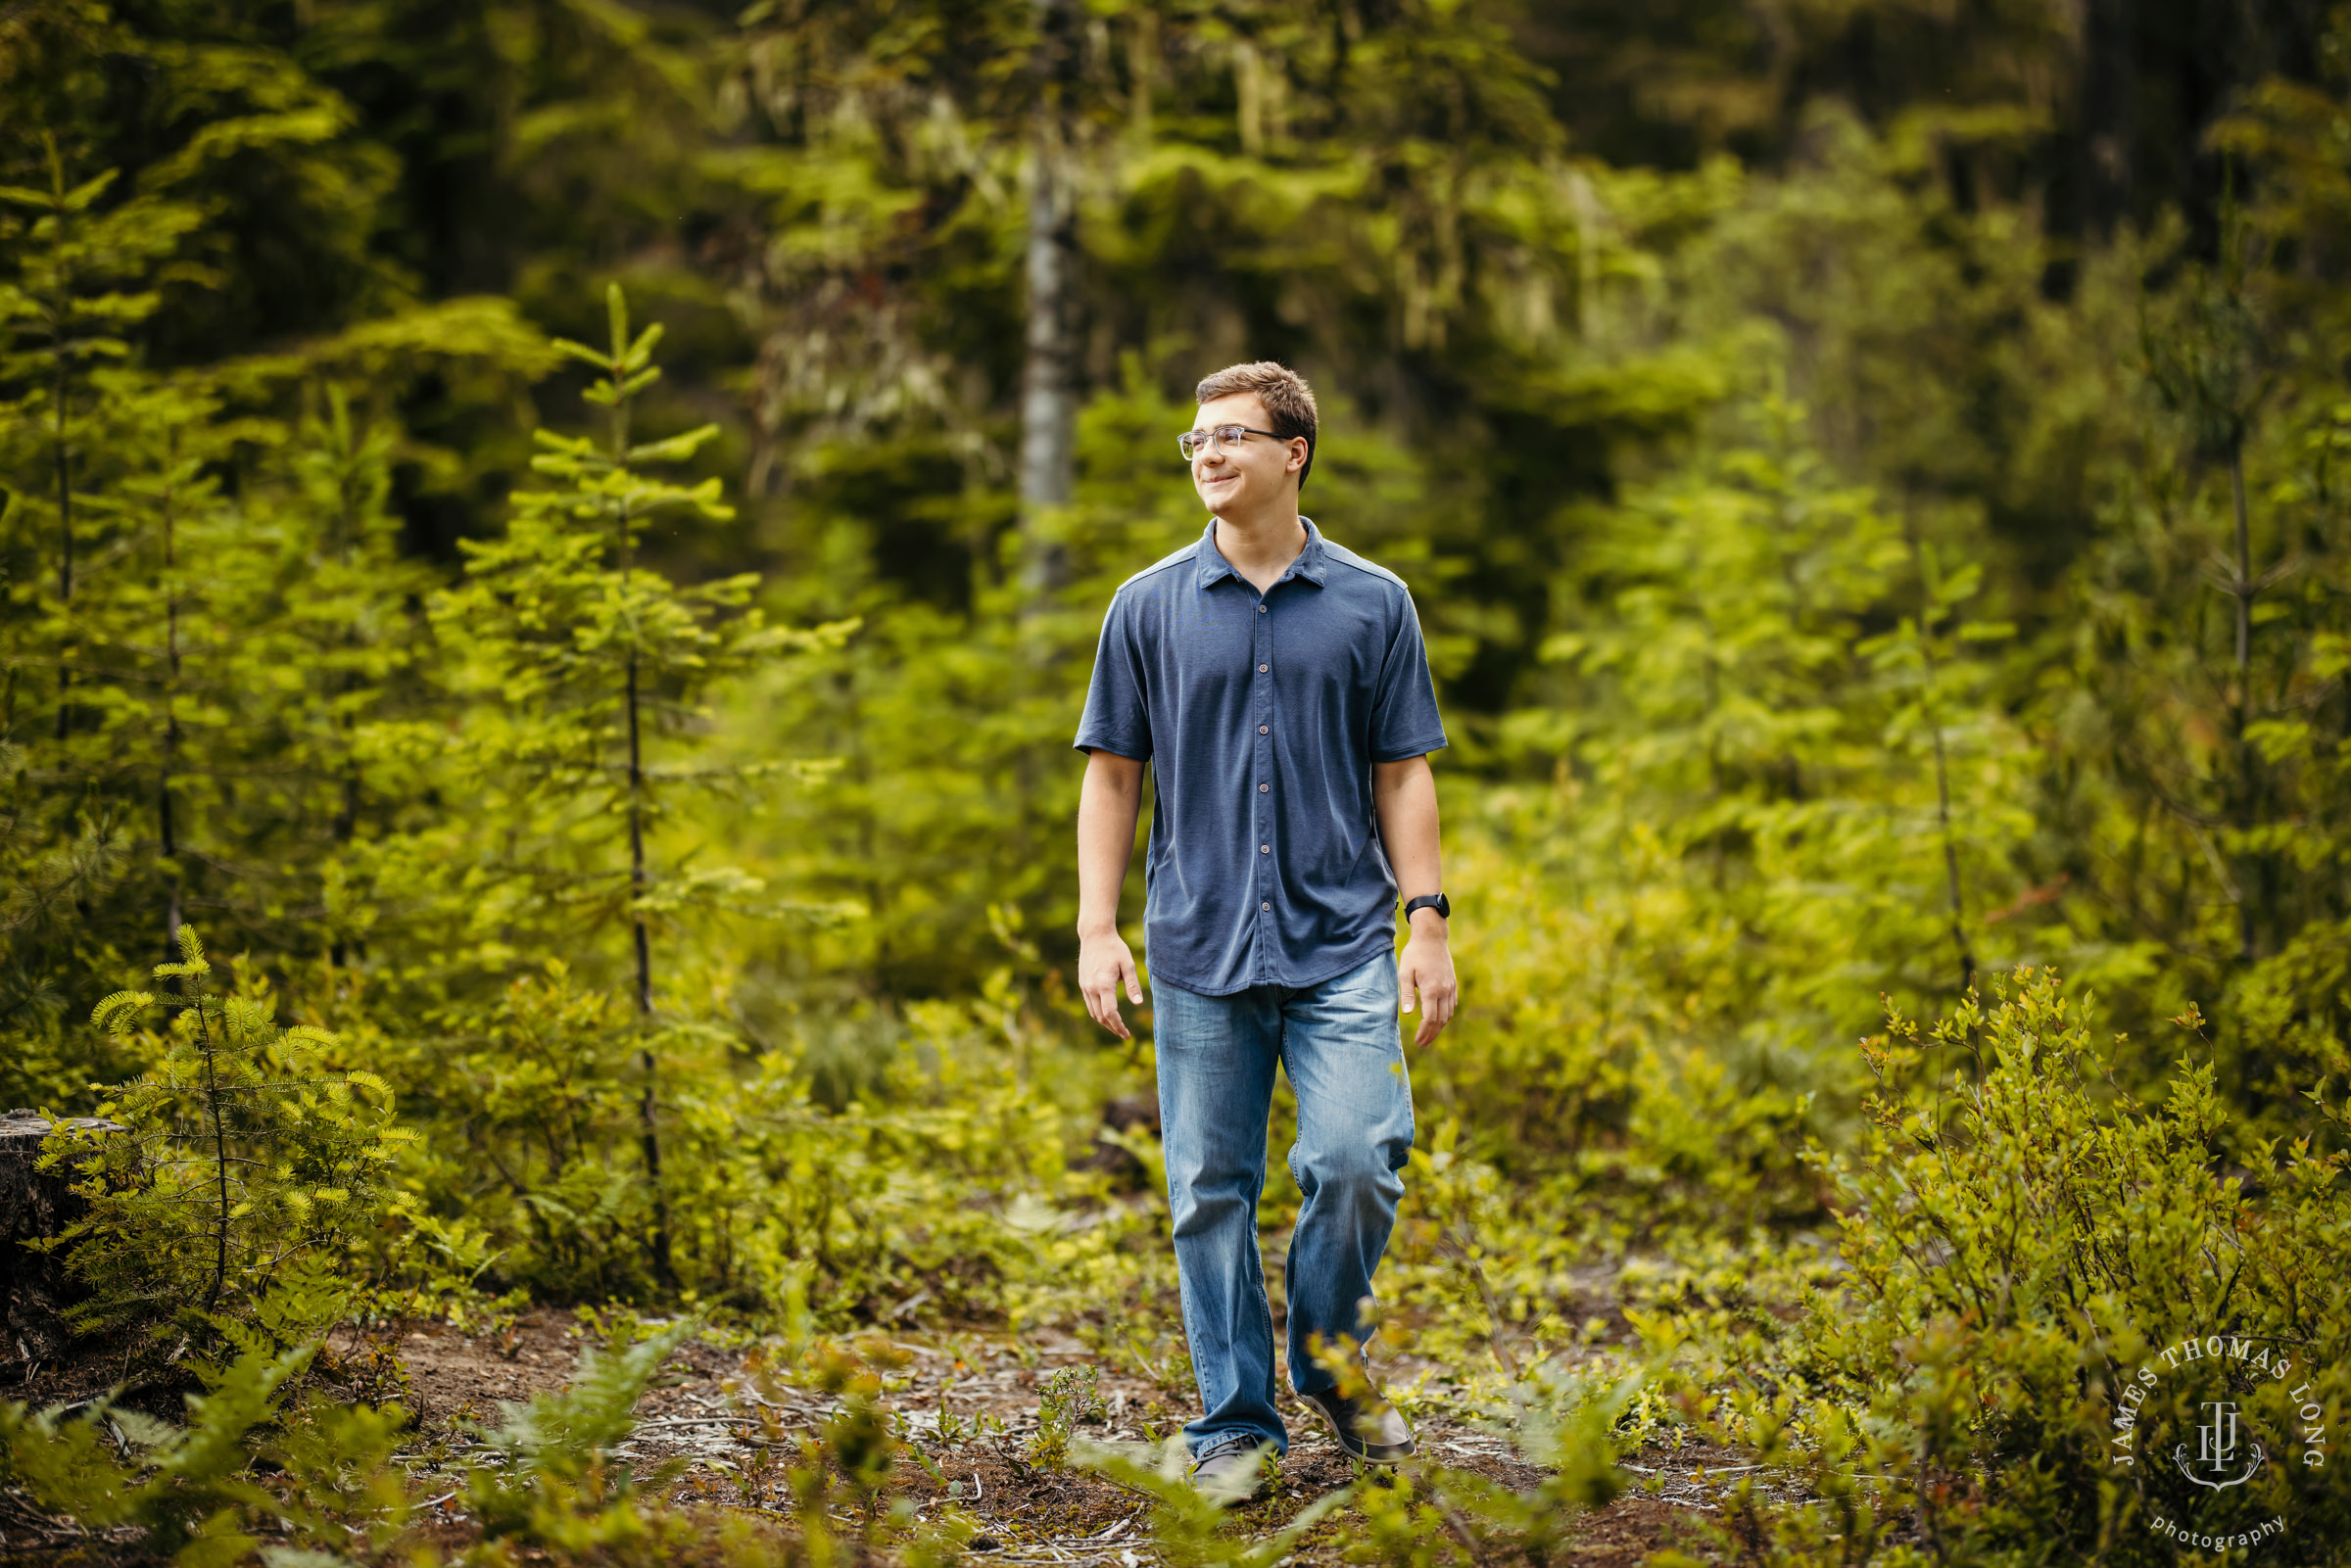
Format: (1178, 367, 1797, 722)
(0, 1109, 122, 1367)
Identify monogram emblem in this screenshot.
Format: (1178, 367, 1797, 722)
(2174, 1400, 2266, 1490)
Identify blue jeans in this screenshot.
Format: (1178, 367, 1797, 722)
(1151, 952, 1415, 1457)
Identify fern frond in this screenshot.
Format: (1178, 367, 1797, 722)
(475, 1320, 692, 1484)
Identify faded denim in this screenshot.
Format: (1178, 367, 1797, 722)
(1151, 951, 1415, 1458)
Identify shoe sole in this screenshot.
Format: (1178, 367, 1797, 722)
(1298, 1394, 1415, 1465)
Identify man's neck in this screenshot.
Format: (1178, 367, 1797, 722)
(1213, 506, 1308, 594)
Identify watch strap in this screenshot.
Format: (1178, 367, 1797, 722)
(1403, 892, 1450, 922)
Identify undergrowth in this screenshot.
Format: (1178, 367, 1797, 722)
(1653, 971, 2351, 1567)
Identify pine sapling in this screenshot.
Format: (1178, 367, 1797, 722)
(432, 284, 849, 1295)
(44, 925, 415, 1350)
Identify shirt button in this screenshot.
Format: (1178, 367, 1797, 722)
(1258, 725, 1269, 734)
(1259, 783, 1269, 792)
(1260, 843, 1270, 853)
(1258, 663, 1269, 673)
(1261, 901, 1271, 911)
(1258, 603, 1267, 613)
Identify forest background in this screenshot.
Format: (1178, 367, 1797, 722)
(8, 0, 2351, 1563)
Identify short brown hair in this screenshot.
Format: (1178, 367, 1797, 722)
(1196, 361, 1319, 492)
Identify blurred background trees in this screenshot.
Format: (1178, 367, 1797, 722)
(9, 0, 2351, 1307)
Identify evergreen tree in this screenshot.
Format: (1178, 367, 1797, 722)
(0, 145, 202, 736)
(425, 286, 846, 1288)
(0, 149, 207, 1093)
(52, 924, 413, 1351)
(2034, 207, 2351, 1131)
(1535, 388, 2030, 1081)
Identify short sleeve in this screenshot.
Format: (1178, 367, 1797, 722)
(1368, 589, 1448, 762)
(1074, 590, 1153, 759)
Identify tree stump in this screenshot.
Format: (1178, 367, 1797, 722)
(0, 1109, 122, 1366)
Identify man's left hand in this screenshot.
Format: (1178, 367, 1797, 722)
(1398, 921, 1457, 1047)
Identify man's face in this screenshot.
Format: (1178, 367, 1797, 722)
(1190, 393, 1307, 516)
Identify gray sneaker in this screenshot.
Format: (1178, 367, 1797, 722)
(1298, 1381, 1415, 1463)
(1188, 1438, 1274, 1506)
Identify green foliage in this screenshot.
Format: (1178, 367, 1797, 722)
(1488, 1360, 1641, 1521)
(264, 1391, 420, 1559)
(728, 1333, 990, 1564)
(463, 1321, 694, 1549)
(384, 285, 857, 1295)
(1689, 971, 2351, 1565)
(14, 2, 2351, 1562)
(426, 283, 845, 977)
(1071, 1436, 1350, 1567)
(386, 958, 1145, 1321)
(0, 1340, 313, 1563)
(1027, 1362, 1107, 1466)
(0, 85, 543, 1110)
(1526, 388, 2033, 1045)
(47, 925, 415, 1349)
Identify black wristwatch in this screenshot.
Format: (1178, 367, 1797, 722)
(1403, 892, 1450, 922)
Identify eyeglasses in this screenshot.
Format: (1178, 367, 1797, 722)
(1178, 424, 1284, 462)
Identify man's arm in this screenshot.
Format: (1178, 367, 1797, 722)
(1373, 753, 1457, 1047)
(1077, 748, 1147, 1038)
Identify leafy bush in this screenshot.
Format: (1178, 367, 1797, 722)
(1027, 1362, 1107, 1466)
(45, 926, 415, 1352)
(0, 1321, 797, 1568)
(386, 959, 1147, 1326)
(1689, 970, 2351, 1565)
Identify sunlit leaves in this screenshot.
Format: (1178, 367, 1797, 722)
(46, 927, 413, 1352)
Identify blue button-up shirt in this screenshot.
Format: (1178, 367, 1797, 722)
(1074, 518, 1449, 996)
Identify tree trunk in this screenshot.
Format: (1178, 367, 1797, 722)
(607, 348, 678, 1295)
(53, 359, 72, 740)
(162, 467, 183, 955)
(2230, 442, 2256, 964)
(1907, 525, 1975, 996)
(2076, 0, 2135, 236)
(626, 647, 678, 1291)
(193, 995, 231, 1315)
(1018, 0, 1081, 604)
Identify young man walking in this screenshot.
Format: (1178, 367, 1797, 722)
(1073, 361, 1458, 1502)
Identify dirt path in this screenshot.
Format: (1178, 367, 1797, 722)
(373, 1309, 1753, 1564)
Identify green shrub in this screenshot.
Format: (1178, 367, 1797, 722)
(1028, 1363, 1107, 1466)
(45, 926, 415, 1352)
(1071, 1436, 1353, 1567)
(1703, 970, 2351, 1565)
(390, 964, 1147, 1327)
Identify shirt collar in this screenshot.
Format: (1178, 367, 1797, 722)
(1194, 516, 1328, 591)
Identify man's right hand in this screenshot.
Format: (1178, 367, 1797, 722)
(1080, 930, 1144, 1039)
